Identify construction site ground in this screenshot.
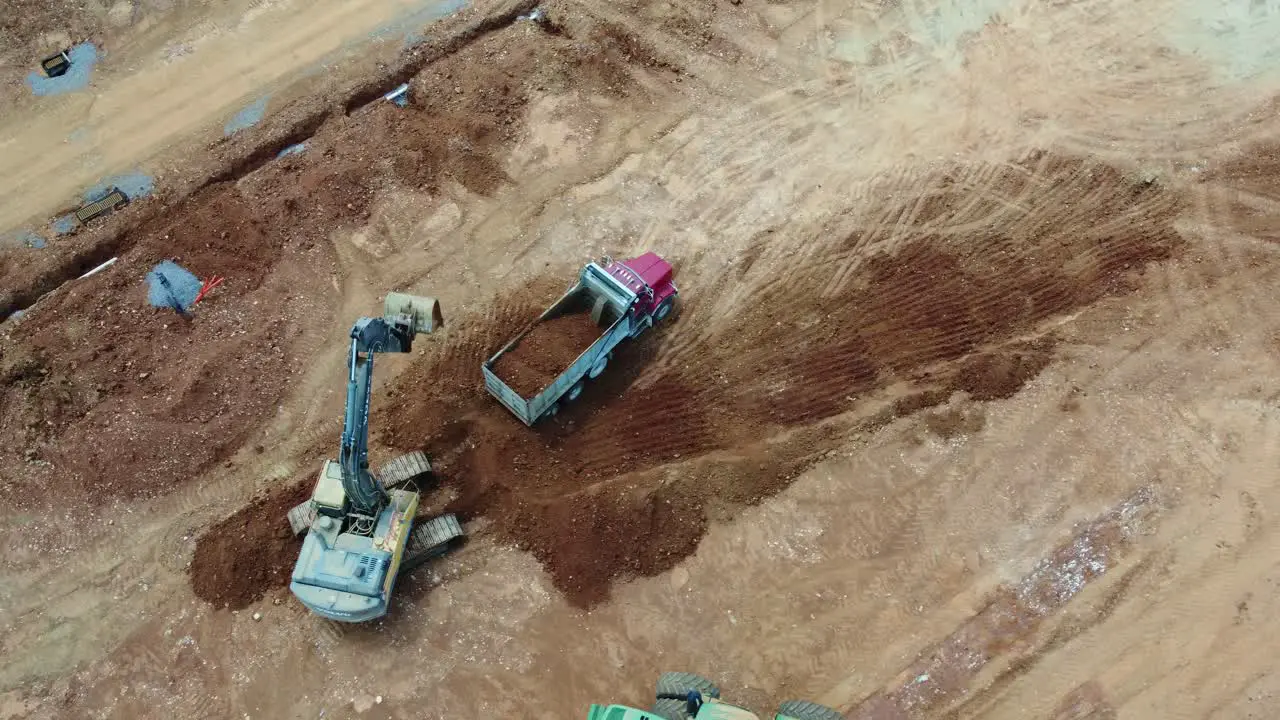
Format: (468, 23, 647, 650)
(3, 0, 1280, 717)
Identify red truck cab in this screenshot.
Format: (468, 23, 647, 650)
(606, 252, 678, 320)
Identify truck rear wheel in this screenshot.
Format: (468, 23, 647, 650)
(776, 700, 846, 720)
(566, 380, 585, 402)
(588, 353, 610, 379)
(656, 672, 720, 700)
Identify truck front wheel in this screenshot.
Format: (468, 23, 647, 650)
(654, 297, 675, 322)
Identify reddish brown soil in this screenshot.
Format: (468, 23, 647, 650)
(492, 311, 605, 396)
(189, 475, 312, 609)
(177, 149, 1185, 609)
(3, 15, 668, 517)
(1201, 141, 1280, 242)
(955, 338, 1057, 401)
(66, 6, 1185, 612)
(177, 17, 679, 605)
(0, 9, 672, 317)
(355, 152, 1188, 606)
(0, 184, 324, 509)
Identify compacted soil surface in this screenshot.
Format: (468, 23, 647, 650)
(4, 0, 1280, 718)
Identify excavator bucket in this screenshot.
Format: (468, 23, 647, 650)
(383, 292, 443, 334)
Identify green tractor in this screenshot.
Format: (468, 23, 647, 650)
(587, 672, 845, 720)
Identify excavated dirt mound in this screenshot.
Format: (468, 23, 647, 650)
(492, 311, 605, 396)
(189, 475, 312, 609)
(0, 182, 323, 508)
(368, 150, 1185, 606)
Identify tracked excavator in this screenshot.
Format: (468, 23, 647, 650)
(286, 292, 465, 622)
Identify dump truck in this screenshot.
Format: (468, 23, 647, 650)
(483, 252, 678, 425)
(588, 672, 845, 720)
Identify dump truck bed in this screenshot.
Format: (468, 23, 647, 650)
(483, 263, 640, 425)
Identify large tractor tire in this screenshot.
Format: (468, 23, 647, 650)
(650, 698, 691, 720)
(776, 700, 846, 720)
(656, 672, 721, 700)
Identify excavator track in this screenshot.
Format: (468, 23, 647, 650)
(287, 500, 317, 536)
(398, 513, 465, 577)
(379, 450, 433, 490)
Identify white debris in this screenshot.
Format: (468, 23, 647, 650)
(79, 257, 118, 279)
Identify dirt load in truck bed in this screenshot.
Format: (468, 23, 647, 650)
(492, 310, 604, 396)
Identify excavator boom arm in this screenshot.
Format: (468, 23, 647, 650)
(338, 316, 416, 514)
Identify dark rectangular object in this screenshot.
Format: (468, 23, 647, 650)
(41, 51, 71, 78)
(75, 188, 129, 225)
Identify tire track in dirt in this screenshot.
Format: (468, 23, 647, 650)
(844, 486, 1161, 720)
(808, 149, 1280, 713)
(1200, 140, 1280, 247)
(636, 76, 863, 237)
(1136, 139, 1280, 354)
(658, 150, 1179, 387)
(363, 150, 1184, 606)
(635, 0, 1023, 254)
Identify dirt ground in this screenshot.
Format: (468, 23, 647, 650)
(4, 0, 1280, 718)
(492, 309, 606, 396)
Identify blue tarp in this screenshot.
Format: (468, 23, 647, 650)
(146, 261, 201, 314)
(0, 230, 47, 249)
(26, 43, 100, 96)
(225, 95, 271, 136)
(84, 171, 154, 203)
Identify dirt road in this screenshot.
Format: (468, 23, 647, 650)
(0, 0, 494, 234)
(3, 0, 1280, 718)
